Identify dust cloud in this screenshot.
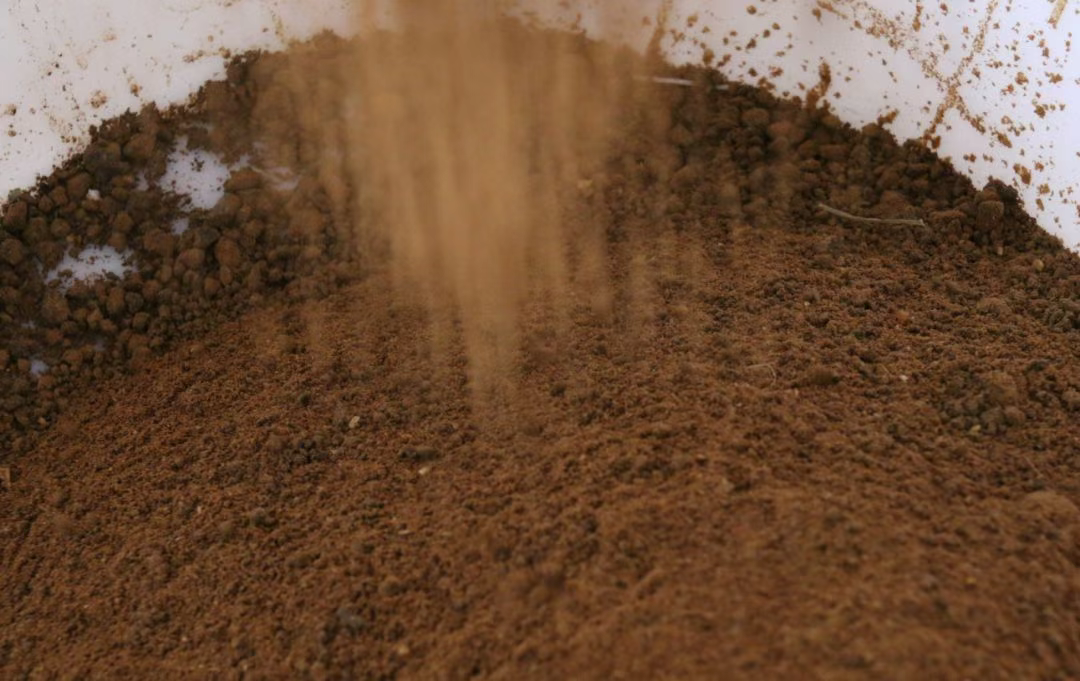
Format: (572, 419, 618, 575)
(343, 1, 656, 398)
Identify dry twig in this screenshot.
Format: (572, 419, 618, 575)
(635, 75, 730, 91)
(817, 202, 926, 228)
(746, 362, 778, 387)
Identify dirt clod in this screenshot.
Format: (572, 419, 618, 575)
(122, 132, 156, 162)
(0, 238, 26, 266)
(976, 199, 1006, 230)
(40, 290, 69, 326)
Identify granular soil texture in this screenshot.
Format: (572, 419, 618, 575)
(4, 28, 1080, 681)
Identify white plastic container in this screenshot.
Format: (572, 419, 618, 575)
(1, 0, 1077, 247)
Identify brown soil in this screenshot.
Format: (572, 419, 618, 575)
(4, 22, 1080, 681)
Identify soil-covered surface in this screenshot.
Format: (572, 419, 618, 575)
(3, 26, 1080, 680)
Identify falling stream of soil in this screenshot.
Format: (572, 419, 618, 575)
(2, 5, 1080, 680)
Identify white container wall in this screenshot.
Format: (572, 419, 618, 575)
(1, 0, 1077, 247)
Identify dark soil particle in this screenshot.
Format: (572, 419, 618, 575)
(2, 25, 1080, 681)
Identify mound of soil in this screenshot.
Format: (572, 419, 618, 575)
(3, 24, 1080, 680)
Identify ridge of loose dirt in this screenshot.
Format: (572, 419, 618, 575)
(3, 24, 1080, 680)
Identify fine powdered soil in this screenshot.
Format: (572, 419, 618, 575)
(3, 19, 1080, 681)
